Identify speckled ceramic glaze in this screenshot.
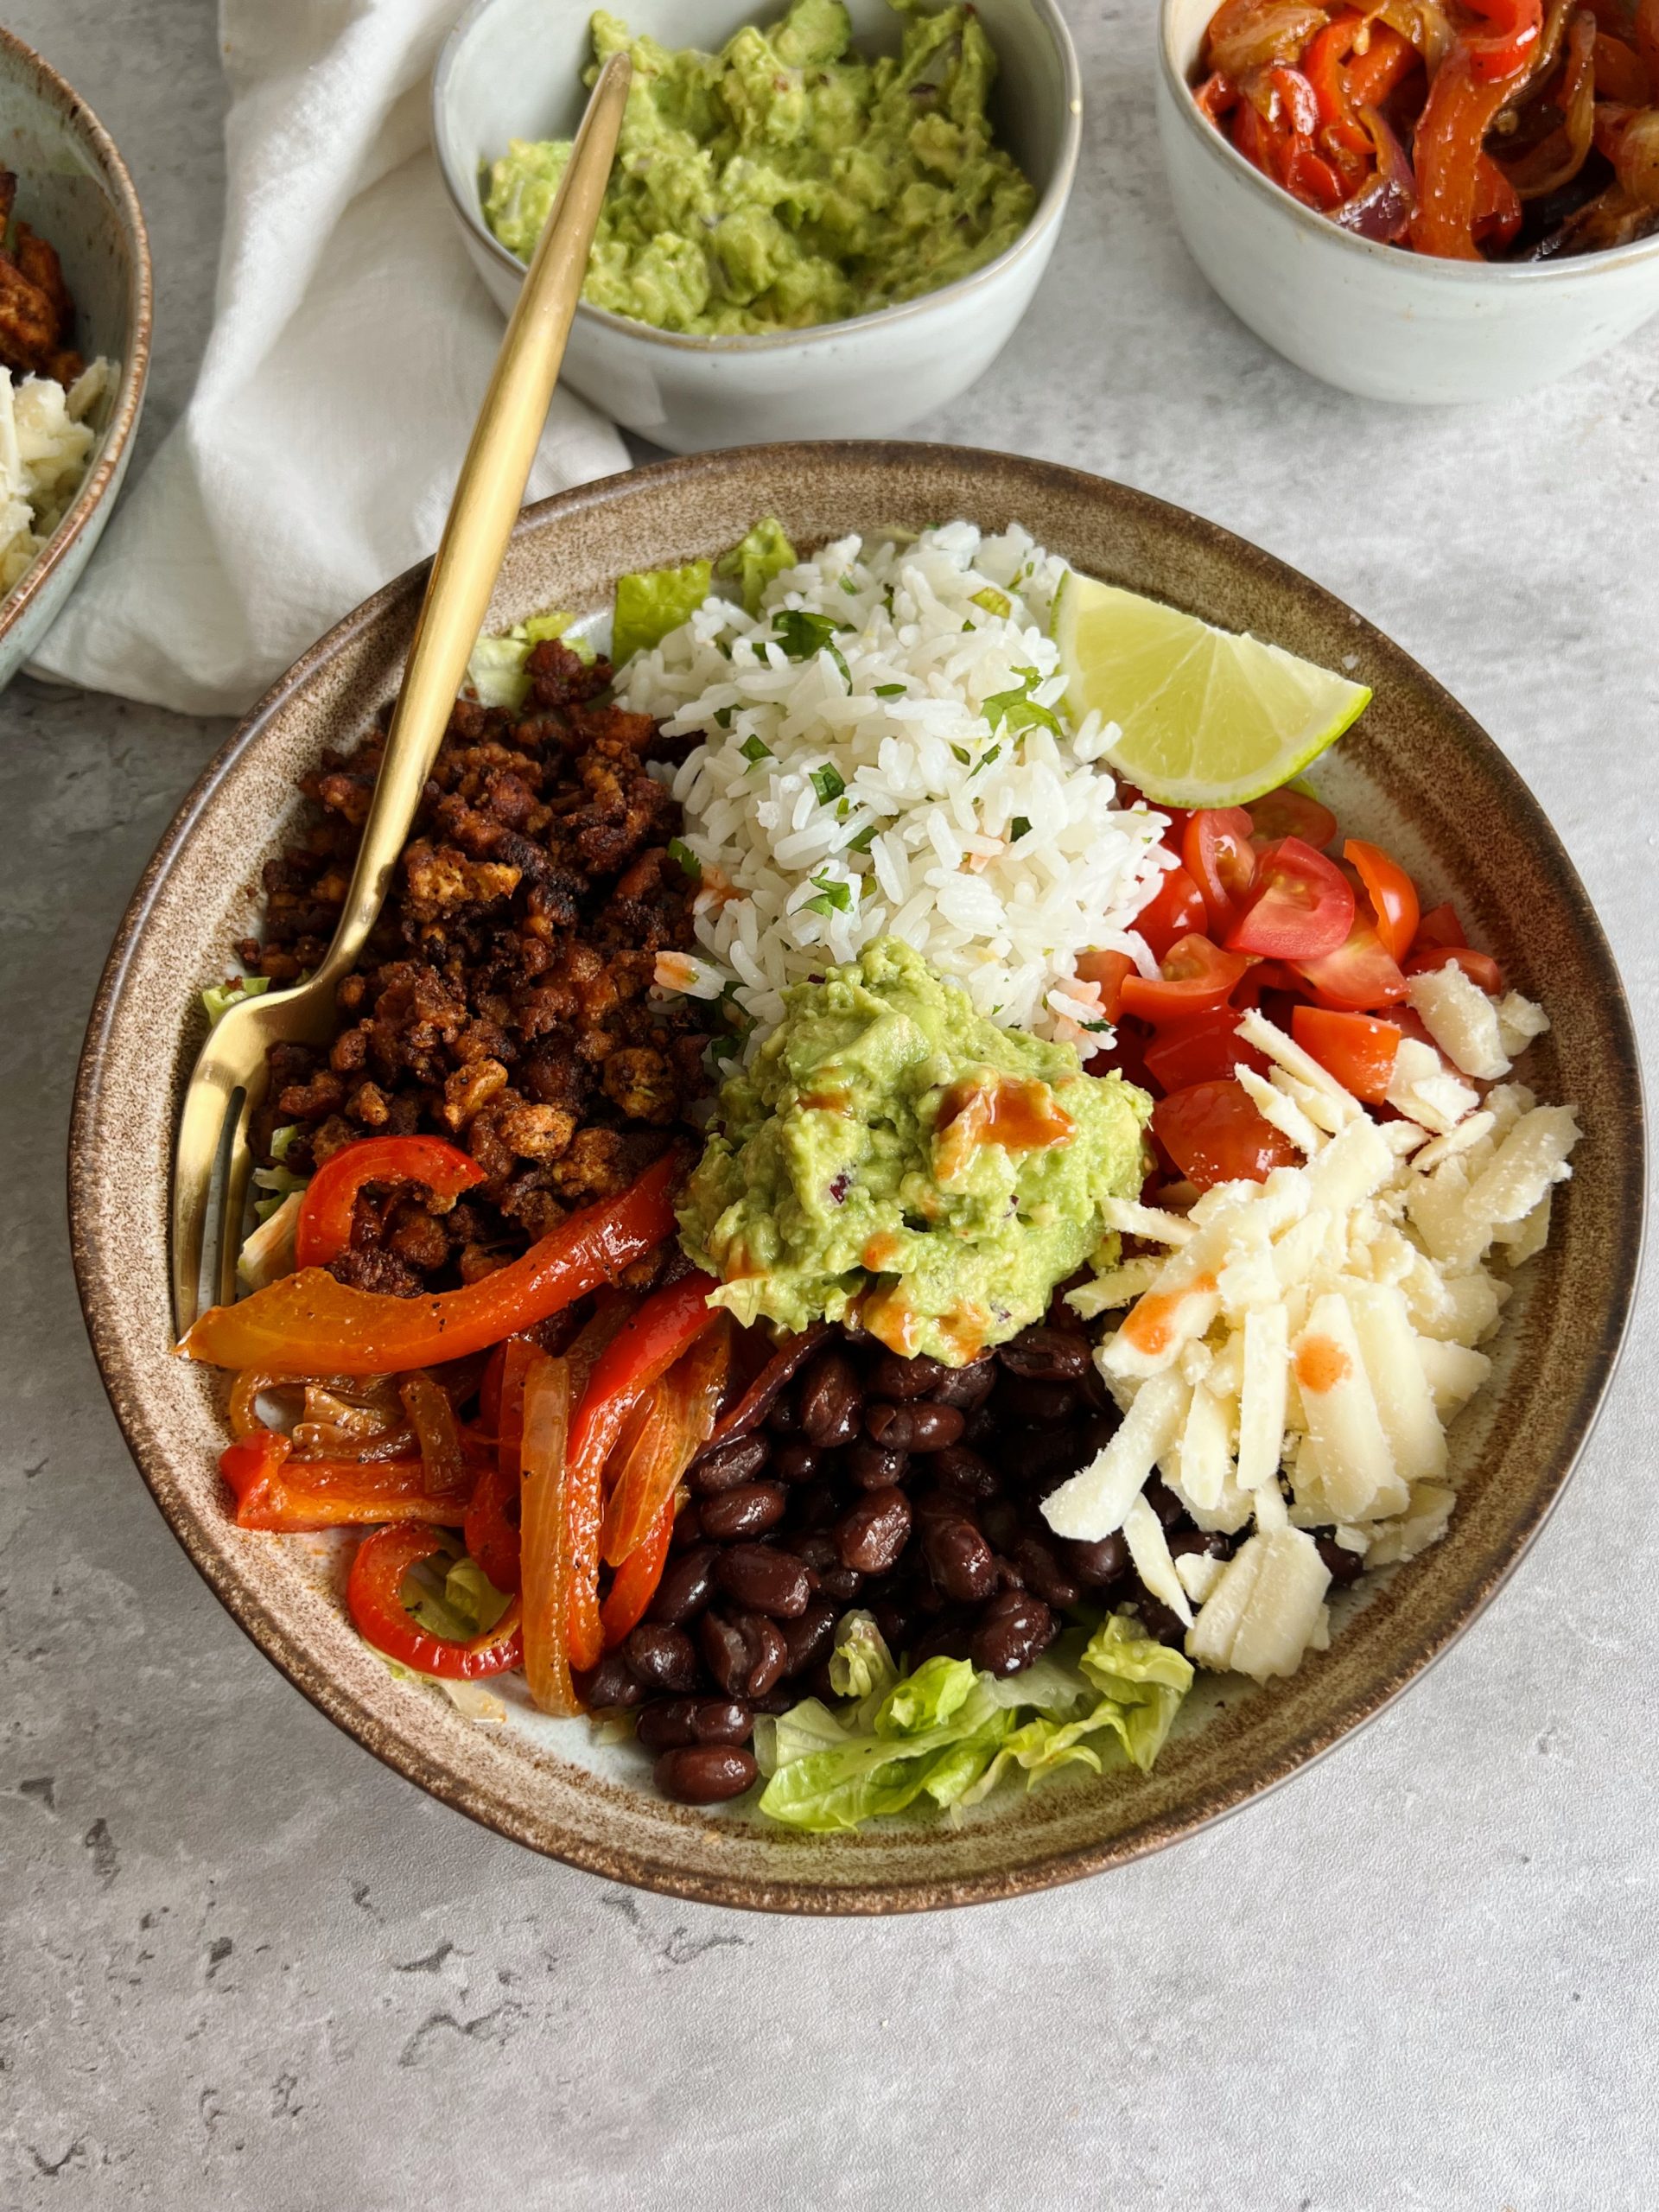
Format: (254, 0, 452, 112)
(69, 446, 1643, 1913)
(0, 27, 149, 690)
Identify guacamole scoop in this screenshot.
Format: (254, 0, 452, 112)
(677, 941, 1153, 1364)
(481, 0, 1036, 338)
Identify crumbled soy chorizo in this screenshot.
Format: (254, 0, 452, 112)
(247, 641, 714, 1294)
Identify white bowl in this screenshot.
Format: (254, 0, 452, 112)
(433, 0, 1080, 453)
(1156, 0, 1659, 404)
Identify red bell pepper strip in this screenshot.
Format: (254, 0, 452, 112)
(1639, 0, 1659, 90)
(219, 1428, 470, 1532)
(599, 1499, 677, 1649)
(562, 1271, 719, 1671)
(346, 1523, 523, 1680)
(1344, 22, 1417, 105)
(1408, 48, 1518, 257)
(1460, 0, 1544, 81)
(463, 1459, 523, 1594)
(293, 1135, 484, 1271)
(180, 1150, 684, 1377)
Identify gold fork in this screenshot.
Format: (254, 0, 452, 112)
(170, 54, 632, 1335)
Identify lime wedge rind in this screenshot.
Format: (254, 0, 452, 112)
(1053, 572, 1371, 810)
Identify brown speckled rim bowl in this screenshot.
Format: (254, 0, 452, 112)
(69, 444, 1644, 1914)
(0, 25, 151, 678)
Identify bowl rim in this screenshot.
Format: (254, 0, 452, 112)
(68, 442, 1646, 1912)
(0, 24, 153, 642)
(1156, 0, 1659, 283)
(430, 0, 1083, 353)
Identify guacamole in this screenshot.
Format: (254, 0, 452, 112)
(481, 0, 1037, 338)
(677, 941, 1153, 1364)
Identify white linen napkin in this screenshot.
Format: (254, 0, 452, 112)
(29, 0, 627, 718)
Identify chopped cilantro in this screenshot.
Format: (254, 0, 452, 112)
(714, 706, 734, 728)
(666, 837, 702, 882)
(803, 870, 856, 918)
(982, 664, 1063, 740)
(1009, 815, 1033, 842)
(968, 744, 1001, 779)
(839, 575, 861, 597)
(740, 734, 772, 763)
(846, 823, 878, 854)
(873, 683, 906, 699)
(970, 586, 1013, 619)
(950, 743, 971, 766)
(809, 762, 847, 806)
(772, 607, 851, 661)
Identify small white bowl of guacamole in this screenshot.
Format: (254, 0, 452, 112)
(433, 0, 1081, 453)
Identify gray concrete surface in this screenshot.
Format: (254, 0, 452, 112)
(3, 1, 1656, 2205)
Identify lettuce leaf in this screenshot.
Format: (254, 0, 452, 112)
(756, 1611, 1193, 1834)
(404, 1551, 512, 1643)
(715, 518, 798, 616)
(466, 607, 581, 710)
(611, 561, 712, 667)
(202, 972, 270, 1027)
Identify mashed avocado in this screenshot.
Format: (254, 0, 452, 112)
(481, 0, 1036, 337)
(678, 941, 1153, 1364)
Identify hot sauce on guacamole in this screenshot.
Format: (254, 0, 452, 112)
(482, 0, 1037, 337)
(677, 941, 1152, 1364)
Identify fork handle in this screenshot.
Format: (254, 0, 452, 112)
(308, 53, 631, 996)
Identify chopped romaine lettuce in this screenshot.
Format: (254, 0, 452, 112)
(202, 972, 271, 1027)
(611, 560, 712, 667)
(465, 607, 581, 710)
(715, 518, 798, 616)
(754, 1611, 1192, 1834)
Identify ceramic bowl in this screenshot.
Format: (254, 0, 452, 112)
(0, 27, 149, 689)
(1157, 0, 1659, 403)
(70, 444, 1642, 1914)
(431, 0, 1080, 452)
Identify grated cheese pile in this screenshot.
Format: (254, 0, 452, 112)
(1042, 978, 1580, 1686)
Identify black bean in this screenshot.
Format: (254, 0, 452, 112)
(930, 1444, 1001, 1502)
(911, 1615, 976, 1665)
(805, 1658, 838, 1703)
(847, 1439, 909, 1491)
(787, 1532, 836, 1576)
(1130, 1591, 1187, 1642)
(867, 1401, 965, 1452)
(926, 1357, 996, 1409)
(1168, 1528, 1230, 1561)
(1144, 1475, 1185, 1529)
(995, 1325, 1092, 1382)
(750, 1687, 796, 1715)
(835, 1486, 912, 1575)
(970, 1594, 1056, 1677)
(799, 1349, 863, 1447)
(995, 1376, 1079, 1427)
(962, 1406, 998, 1447)
(716, 1543, 811, 1619)
(1079, 1409, 1121, 1456)
(772, 1440, 827, 1483)
(980, 1496, 1022, 1554)
(870, 1598, 914, 1652)
(1010, 1534, 1081, 1609)
(921, 1510, 996, 1603)
(1001, 1424, 1085, 1484)
(1064, 1530, 1128, 1586)
(647, 1543, 720, 1627)
(820, 1563, 865, 1601)
(781, 1601, 838, 1678)
(637, 1698, 752, 1751)
(698, 1481, 788, 1541)
(1314, 1534, 1365, 1586)
(765, 1389, 803, 1436)
(654, 1745, 756, 1804)
(688, 1434, 770, 1496)
(700, 1610, 788, 1699)
(623, 1622, 702, 1693)
(669, 1501, 702, 1549)
(581, 1652, 643, 1708)
(869, 1352, 950, 1400)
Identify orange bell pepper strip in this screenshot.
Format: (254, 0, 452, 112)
(346, 1523, 523, 1680)
(219, 1428, 470, 1532)
(180, 1150, 684, 1377)
(519, 1351, 580, 1716)
(561, 1270, 719, 1671)
(294, 1135, 484, 1270)
(1408, 48, 1518, 256)
(599, 1499, 677, 1649)
(599, 1318, 730, 1567)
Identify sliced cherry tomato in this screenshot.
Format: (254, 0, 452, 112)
(1230, 957, 1305, 1012)
(1074, 948, 1136, 1024)
(1412, 901, 1466, 952)
(1246, 787, 1337, 851)
(1142, 1007, 1272, 1092)
(1157, 806, 1191, 854)
(1344, 837, 1421, 965)
(1120, 934, 1254, 1023)
(1291, 1006, 1402, 1103)
(294, 1135, 485, 1272)
(1294, 910, 1408, 1008)
(1183, 808, 1258, 935)
(1151, 1080, 1304, 1191)
(1225, 836, 1355, 960)
(1405, 944, 1504, 993)
(346, 1523, 522, 1681)
(1135, 862, 1208, 958)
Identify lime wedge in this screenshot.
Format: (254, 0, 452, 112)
(1052, 571, 1371, 809)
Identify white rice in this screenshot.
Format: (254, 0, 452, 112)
(615, 521, 1174, 1044)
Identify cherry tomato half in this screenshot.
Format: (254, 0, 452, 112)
(1246, 787, 1338, 851)
(1135, 862, 1208, 959)
(1412, 901, 1466, 953)
(1225, 836, 1355, 961)
(1120, 934, 1254, 1024)
(1344, 838, 1421, 966)
(1151, 1080, 1304, 1192)
(1183, 808, 1258, 935)
(1405, 944, 1504, 994)
(1294, 911, 1409, 1009)
(1230, 958, 1305, 1013)
(1290, 1007, 1402, 1105)
(1074, 947, 1136, 1024)
(1142, 1008, 1271, 1093)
